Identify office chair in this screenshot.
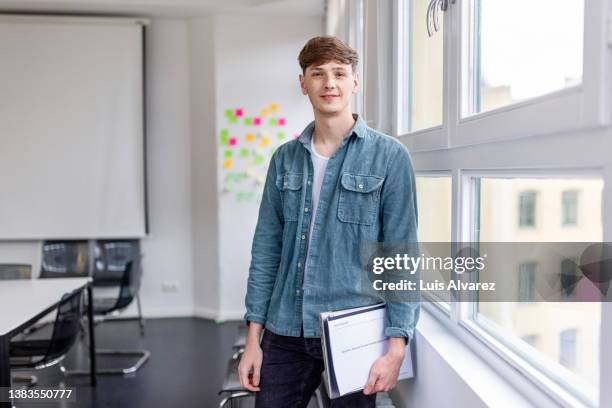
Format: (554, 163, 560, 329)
(61, 256, 150, 376)
(0, 264, 32, 280)
(9, 288, 84, 387)
(39, 241, 89, 278)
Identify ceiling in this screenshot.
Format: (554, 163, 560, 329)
(0, 0, 325, 18)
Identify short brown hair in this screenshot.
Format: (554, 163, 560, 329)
(298, 36, 358, 73)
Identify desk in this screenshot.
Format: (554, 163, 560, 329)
(0, 278, 96, 408)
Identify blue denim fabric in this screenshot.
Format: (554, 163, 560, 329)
(245, 114, 420, 340)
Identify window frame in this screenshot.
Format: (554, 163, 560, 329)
(395, 0, 610, 152)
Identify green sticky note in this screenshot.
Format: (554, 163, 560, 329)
(240, 148, 249, 158)
(277, 132, 285, 140)
(224, 109, 232, 117)
(269, 118, 278, 126)
(254, 155, 264, 165)
(224, 150, 232, 158)
(220, 134, 229, 145)
(271, 147, 277, 156)
(229, 115, 238, 124)
(244, 117, 253, 126)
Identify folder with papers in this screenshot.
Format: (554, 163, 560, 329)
(319, 303, 414, 398)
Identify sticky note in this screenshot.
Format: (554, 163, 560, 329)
(246, 133, 255, 142)
(254, 117, 261, 126)
(261, 109, 270, 117)
(240, 148, 250, 157)
(223, 159, 233, 169)
(254, 155, 264, 165)
(269, 118, 278, 126)
(244, 117, 253, 126)
(271, 147, 277, 156)
(277, 132, 285, 140)
(270, 103, 279, 112)
(229, 137, 237, 146)
(235, 108, 243, 117)
(229, 116, 238, 124)
(224, 109, 232, 117)
(220, 134, 229, 145)
(224, 150, 233, 158)
(278, 118, 286, 126)
(260, 136, 270, 147)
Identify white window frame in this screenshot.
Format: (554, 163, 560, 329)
(395, 0, 610, 152)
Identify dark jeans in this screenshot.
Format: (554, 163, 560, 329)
(255, 329, 376, 408)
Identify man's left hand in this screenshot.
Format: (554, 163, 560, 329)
(363, 337, 406, 395)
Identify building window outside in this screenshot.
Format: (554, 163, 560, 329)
(562, 190, 579, 226)
(560, 329, 578, 370)
(518, 262, 537, 303)
(518, 191, 536, 227)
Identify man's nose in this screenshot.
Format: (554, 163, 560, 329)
(324, 75, 336, 89)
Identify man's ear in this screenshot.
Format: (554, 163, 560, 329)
(352, 71, 360, 95)
(299, 73, 307, 95)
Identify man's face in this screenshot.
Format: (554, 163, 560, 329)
(299, 61, 359, 116)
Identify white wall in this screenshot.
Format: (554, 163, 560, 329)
(211, 14, 323, 319)
(136, 18, 194, 317)
(189, 16, 221, 319)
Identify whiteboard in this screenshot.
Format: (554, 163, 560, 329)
(0, 16, 146, 239)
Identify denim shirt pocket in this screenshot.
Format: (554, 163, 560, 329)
(337, 173, 384, 225)
(276, 172, 303, 222)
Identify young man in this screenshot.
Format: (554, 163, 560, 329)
(239, 36, 419, 407)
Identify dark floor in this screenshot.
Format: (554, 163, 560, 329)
(12, 317, 246, 408)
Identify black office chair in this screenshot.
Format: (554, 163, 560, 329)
(61, 256, 150, 376)
(92, 240, 145, 334)
(39, 241, 89, 279)
(9, 289, 84, 386)
(0, 264, 32, 280)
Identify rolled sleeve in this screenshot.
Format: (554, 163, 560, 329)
(244, 153, 284, 326)
(380, 143, 420, 341)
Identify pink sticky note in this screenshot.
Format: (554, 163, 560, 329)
(235, 108, 243, 117)
(254, 117, 261, 126)
(278, 118, 286, 126)
(229, 137, 237, 146)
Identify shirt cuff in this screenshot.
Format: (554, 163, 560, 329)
(385, 326, 412, 342)
(244, 312, 267, 326)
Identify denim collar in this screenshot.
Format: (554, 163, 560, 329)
(298, 114, 366, 151)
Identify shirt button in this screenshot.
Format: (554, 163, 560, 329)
(301, 234, 306, 240)
(284, 182, 288, 187)
(307, 180, 312, 186)
(296, 289, 301, 295)
(304, 207, 309, 213)
(358, 183, 364, 189)
(297, 262, 302, 268)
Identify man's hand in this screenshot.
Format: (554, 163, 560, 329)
(363, 337, 406, 395)
(237, 323, 264, 392)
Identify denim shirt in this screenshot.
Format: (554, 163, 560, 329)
(245, 114, 420, 340)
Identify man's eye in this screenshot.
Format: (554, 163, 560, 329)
(336, 73, 346, 77)
(312, 72, 321, 76)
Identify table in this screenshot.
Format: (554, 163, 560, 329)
(0, 278, 96, 408)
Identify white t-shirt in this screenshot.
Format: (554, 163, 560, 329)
(305, 140, 330, 271)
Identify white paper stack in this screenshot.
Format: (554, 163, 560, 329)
(319, 303, 414, 398)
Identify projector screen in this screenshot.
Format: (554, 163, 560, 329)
(0, 16, 147, 239)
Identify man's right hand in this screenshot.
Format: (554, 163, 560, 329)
(237, 322, 264, 392)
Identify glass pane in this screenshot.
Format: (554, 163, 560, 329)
(468, 0, 584, 115)
(475, 177, 603, 402)
(415, 176, 451, 303)
(405, 0, 444, 132)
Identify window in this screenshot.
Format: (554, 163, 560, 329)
(518, 262, 536, 303)
(562, 190, 579, 226)
(518, 191, 536, 228)
(402, 0, 444, 132)
(560, 329, 578, 370)
(467, 0, 584, 115)
(472, 176, 603, 405)
(415, 175, 452, 306)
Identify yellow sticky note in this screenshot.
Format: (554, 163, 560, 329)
(260, 136, 270, 147)
(246, 133, 255, 142)
(260, 109, 270, 117)
(223, 159, 233, 169)
(270, 103, 279, 112)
